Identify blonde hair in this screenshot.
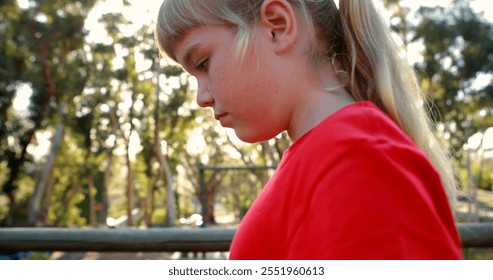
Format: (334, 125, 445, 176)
(155, 0, 458, 206)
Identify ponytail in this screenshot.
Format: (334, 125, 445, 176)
(336, 0, 458, 207)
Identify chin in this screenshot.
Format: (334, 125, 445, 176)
(234, 130, 278, 144)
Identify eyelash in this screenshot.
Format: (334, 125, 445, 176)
(195, 59, 209, 72)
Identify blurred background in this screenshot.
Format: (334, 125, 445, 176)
(0, 0, 492, 258)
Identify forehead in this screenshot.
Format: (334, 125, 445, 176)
(174, 24, 236, 63)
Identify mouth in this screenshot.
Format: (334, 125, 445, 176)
(214, 113, 227, 121)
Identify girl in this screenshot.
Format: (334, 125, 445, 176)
(155, 0, 463, 259)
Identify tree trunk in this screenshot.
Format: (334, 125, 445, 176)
(27, 122, 65, 226)
(154, 131, 175, 227)
(261, 141, 277, 166)
(125, 147, 134, 227)
(87, 174, 97, 227)
(40, 172, 56, 226)
(154, 70, 175, 227)
(205, 182, 217, 225)
(143, 175, 157, 226)
(99, 138, 115, 227)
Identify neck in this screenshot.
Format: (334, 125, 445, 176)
(287, 62, 355, 142)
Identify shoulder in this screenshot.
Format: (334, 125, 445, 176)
(284, 101, 443, 200)
(289, 101, 422, 164)
(317, 101, 411, 145)
(303, 103, 446, 218)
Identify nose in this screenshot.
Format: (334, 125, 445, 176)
(196, 81, 214, 108)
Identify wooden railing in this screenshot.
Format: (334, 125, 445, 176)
(0, 223, 492, 252)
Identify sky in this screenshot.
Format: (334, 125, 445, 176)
(84, 0, 162, 44)
(11, 0, 493, 158)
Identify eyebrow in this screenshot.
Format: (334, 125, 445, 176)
(182, 43, 201, 69)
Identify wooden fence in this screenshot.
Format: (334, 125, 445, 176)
(0, 223, 492, 252)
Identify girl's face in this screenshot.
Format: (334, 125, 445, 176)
(174, 24, 297, 143)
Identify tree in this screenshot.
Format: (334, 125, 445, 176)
(385, 0, 493, 220)
(412, 1, 493, 153)
(0, 0, 98, 226)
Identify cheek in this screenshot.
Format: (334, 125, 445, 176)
(210, 67, 248, 101)
(211, 51, 285, 117)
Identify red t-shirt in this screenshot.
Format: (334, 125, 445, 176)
(229, 101, 463, 259)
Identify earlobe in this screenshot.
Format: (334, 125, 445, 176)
(260, 0, 298, 54)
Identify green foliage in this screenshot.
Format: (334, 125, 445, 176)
(464, 248, 493, 260)
(412, 1, 493, 158)
(459, 160, 493, 192)
(151, 208, 166, 226)
(383, 1, 493, 198)
(477, 160, 493, 191)
(0, 0, 99, 226)
(24, 252, 51, 260)
(218, 169, 266, 220)
(45, 130, 88, 226)
(478, 172, 493, 191)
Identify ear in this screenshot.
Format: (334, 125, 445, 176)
(259, 0, 298, 55)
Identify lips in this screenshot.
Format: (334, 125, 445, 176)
(214, 112, 227, 121)
(214, 112, 229, 127)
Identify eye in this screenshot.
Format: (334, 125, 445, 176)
(195, 59, 209, 72)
